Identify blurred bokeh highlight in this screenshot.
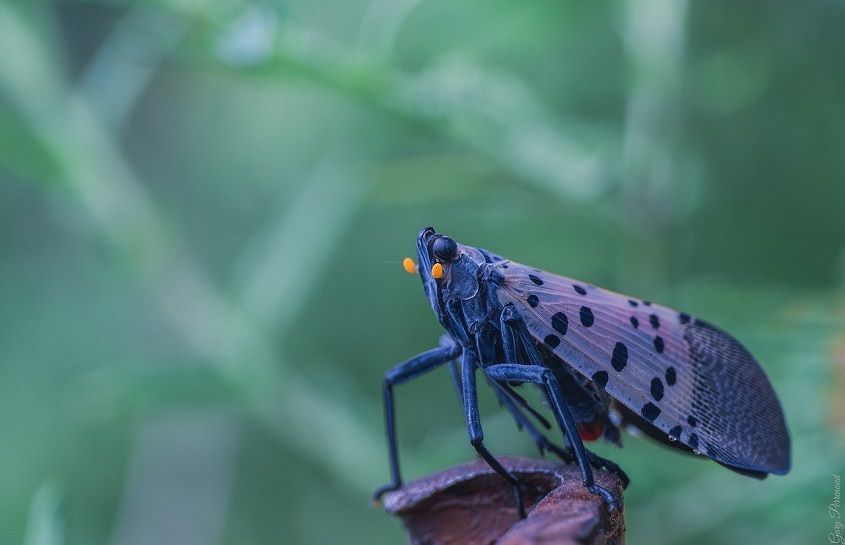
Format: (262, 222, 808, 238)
(1, 1, 844, 544)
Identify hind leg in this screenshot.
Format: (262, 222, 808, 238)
(486, 364, 619, 511)
(489, 379, 630, 487)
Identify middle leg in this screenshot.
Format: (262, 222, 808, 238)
(460, 351, 527, 518)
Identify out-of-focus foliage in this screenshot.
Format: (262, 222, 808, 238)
(1, 1, 843, 544)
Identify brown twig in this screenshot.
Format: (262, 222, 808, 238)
(383, 456, 625, 545)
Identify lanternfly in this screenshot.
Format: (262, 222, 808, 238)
(373, 227, 790, 517)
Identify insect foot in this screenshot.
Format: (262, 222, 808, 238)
(588, 483, 619, 512)
(380, 456, 625, 545)
(370, 482, 401, 508)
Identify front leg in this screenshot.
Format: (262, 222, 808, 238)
(372, 335, 461, 504)
(486, 364, 620, 511)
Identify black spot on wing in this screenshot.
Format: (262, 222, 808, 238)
(630, 316, 639, 329)
(551, 312, 568, 335)
(527, 294, 539, 308)
(573, 284, 587, 295)
(611, 342, 628, 372)
(665, 366, 676, 386)
(688, 433, 699, 451)
(649, 314, 660, 329)
(579, 306, 594, 327)
(679, 312, 691, 324)
(641, 402, 661, 422)
(592, 371, 609, 388)
(650, 377, 664, 401)
(544, 334, 560, 348)
(669, 425, 682, 440)
(528, 274, 544, 286)
(643, 300, 652, 306)
(500, 267, 788, 474)
(628, 299, 638, 307)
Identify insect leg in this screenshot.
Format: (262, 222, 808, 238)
(487, 378, 576, 462)
(454, 345, 564, 460)
(584, 451, 630, 488)
(485, 364, 619, 511)
(372, 336, 462, 504)
(501, 309, 631, 487)
(489, 379, 629, 486)
(449, 322, 561, 462)
(497, 304, 555, 431)
(493, 303, 589, 460)
(461, 351, 527, 519)
(491, 380, 552, 430)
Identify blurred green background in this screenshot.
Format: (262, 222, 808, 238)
(1, 1, 844, 544)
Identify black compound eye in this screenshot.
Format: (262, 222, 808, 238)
(432, 236, 458, 261)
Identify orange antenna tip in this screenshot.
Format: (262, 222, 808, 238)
(402, 257, 417, 274)
(431, 263, 444, 279)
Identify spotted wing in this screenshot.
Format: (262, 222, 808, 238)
(494, 260, 790, 475)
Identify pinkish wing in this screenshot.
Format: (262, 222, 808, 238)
(494, 259, 790, 475)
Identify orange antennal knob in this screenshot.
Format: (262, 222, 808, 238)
(402, 257, 417, 274)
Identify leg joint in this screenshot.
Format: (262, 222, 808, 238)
(500, 303, 520, 324)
